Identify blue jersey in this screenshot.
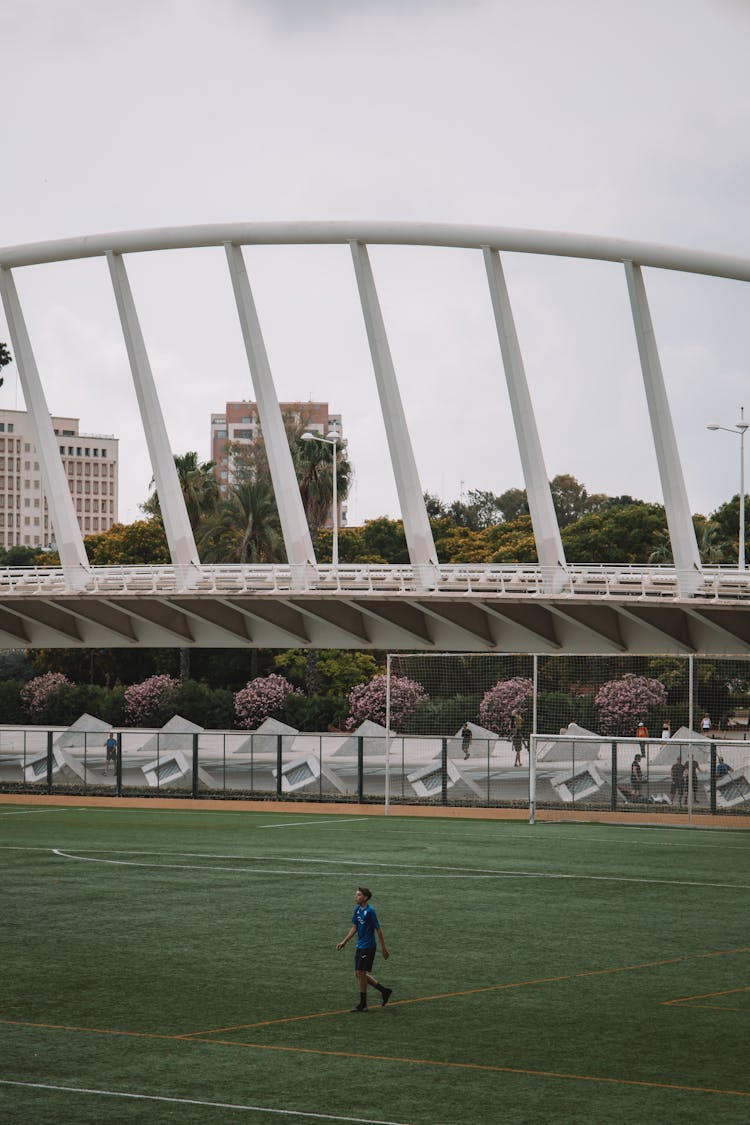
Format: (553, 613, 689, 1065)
(351, 903, 380, 949)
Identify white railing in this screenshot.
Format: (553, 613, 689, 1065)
(1, 563, 749, 600)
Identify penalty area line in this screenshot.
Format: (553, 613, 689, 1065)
(0, 1079, 411, 1123)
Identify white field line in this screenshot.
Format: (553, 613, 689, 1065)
(0, 808, 70, 817)
(48, 848, 750, 890)
(0, 1079, 412, 1123)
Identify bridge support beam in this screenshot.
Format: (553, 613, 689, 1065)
(624, 262, 701, 593)
(350, 240, 438, 583)
(225, 243, 316, 574)
(483, 248, 567, 585)
(0, 267, 89, 584)
(107, 252, 200, 577)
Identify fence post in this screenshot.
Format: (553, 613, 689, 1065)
(46, 729, 53, 794)
(357, 736, 364, 803)
(116, 731, 122, 797)
(610, 742, 618, 810)
(192, 732, 199, 798)
(276, 734, 283, 797)
(441, 737, 448, 805)
(709, 741, 717, 814)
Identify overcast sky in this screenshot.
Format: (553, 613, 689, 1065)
(1, 0, 748, 529)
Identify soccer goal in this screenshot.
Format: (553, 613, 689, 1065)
(384, 652, 749, 820)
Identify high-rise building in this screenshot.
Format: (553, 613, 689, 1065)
(0, 409, 119, 549)
(210, 400, 346, 526)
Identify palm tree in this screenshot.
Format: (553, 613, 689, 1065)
(648, 528, 673, 565)
(293, 432, 352, 550)
(696, 519, 727, 565)
(198, 479, 284, 564)
(143, 451, 219, 533)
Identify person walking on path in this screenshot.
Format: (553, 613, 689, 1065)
(336, 886, 392, 1012)
(461, 723, 472, 759)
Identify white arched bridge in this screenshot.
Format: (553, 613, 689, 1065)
(1, 222, 749, 654)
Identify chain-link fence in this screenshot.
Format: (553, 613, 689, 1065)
(1, 653, 750, 817)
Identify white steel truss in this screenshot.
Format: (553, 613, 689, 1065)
(1, 222, 748, 652)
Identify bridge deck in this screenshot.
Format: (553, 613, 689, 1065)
(0, 564, 747, 653)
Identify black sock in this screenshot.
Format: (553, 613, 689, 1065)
(359, 992, 367, 1006)
(374, 982, 386, 994)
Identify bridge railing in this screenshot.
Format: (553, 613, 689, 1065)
(0, 562, 750, 600)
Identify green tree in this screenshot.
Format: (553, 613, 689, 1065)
(0, 341, 12, 387)
(293, 431, 353, 543)
(142, 451, 219, 532)
(562, 502, 668, 563)
(496, 486, 530, 522)
(709, 495, 749, 566)
(198, 479, 284, 563)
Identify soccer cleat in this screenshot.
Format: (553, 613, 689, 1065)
(381, 988, 393, 1006)
(351, 1005, 368, 1012)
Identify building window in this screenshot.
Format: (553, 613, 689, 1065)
(102, 449, 107, 458)
(7, 425, 13, 433)
(85, 447, 90, 457)
(76, 447, 82, 456)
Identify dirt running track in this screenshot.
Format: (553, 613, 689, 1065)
(1, 792, 749, 828)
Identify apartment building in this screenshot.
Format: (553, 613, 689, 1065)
(0, 409, 119, 549)
(210, 400, 346, 526)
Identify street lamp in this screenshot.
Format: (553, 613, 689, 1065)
(300, 428, 340, 569)
(707, 406, 749, 570)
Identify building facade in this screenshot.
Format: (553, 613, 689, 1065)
(210, 400, 346, 526)
(0, 409, 119, 549)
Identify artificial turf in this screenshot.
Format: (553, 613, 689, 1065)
(1, 803, 749, 1124)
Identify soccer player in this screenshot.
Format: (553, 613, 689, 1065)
(336, 886, 392, 1012)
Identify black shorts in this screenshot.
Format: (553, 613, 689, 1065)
(355, 947, 376, 972)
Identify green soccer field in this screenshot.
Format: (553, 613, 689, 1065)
(1, 803, 749, 1124)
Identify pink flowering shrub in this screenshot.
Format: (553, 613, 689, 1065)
(234, 674, 300, 729)
(479, 677, 534, 735)
(595, 674, 667, 735)
(124, 674, 180, 725)
(347, 674, 428, 732)
(20, 673, 73, 718)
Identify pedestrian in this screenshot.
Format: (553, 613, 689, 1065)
(689, 757, 702, 804)
(670, 757, 684, 805)
(635, 719, 648, 741)
(716, 756, 732, 779)
(701, 713, 711, 734)
(336, 886, 392, 1013)
(511, 726, 525, 767)
(105, 731, 117, 774)
(461, 723, 472, 759)
(661, 720, 671, 740)
(630, 752, 643, 800)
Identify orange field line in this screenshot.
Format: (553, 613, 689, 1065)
(663, 984, 750, 1006)
(0, 1018, 184, 1042)
(1, 1016, 749, 1099)
(185, 947, 750, 1038)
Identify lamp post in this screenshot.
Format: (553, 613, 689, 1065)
(300, 428, 340, 569)
(707, 406, 749, 570)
